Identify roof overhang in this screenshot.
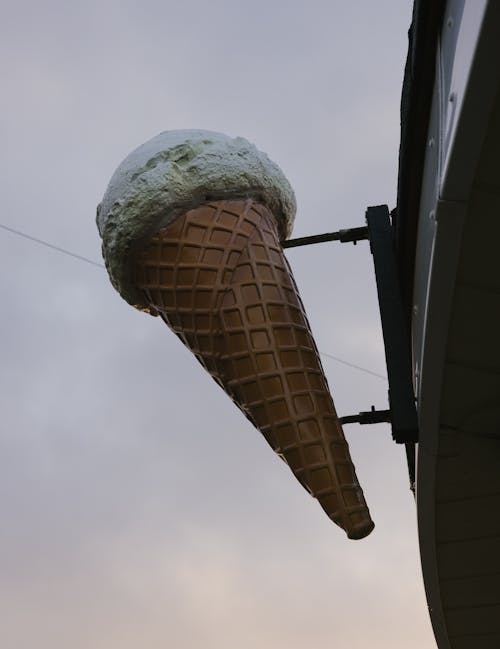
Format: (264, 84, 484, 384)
(396, 1, 500, 647)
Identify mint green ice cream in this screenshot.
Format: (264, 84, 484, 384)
(97, 129, 296, 312)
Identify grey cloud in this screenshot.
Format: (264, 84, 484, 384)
(0, 1, 435, 648)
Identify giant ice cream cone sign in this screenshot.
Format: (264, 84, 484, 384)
(97, 130, 374, 539)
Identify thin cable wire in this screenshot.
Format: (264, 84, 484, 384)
(1, 221, 387, 381)
(0, 223, 105, 268)
(320, 351, 387, 381)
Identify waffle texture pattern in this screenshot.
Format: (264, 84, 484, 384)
(135, 199, 374, 539)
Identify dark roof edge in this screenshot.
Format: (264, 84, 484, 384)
(394, 0, 446, 319)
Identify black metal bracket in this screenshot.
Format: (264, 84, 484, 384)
(283, 226, 369, 249)
(283, 205, 419, 446)
(365, 205, 418, 444)
(339, 407, 392, 425)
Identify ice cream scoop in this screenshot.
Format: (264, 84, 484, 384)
(97, 129, 374, 539)
(97, 130, 296, 312)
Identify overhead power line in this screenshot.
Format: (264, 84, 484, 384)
(320, 351, 386, 381)
(0, 221, 387, 382)
(0, 223, 105, 268)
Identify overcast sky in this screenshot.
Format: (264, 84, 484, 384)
(1, 2, 437, 648)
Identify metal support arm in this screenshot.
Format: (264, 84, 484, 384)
(283, 226, 368, 249)
(282, 205, 419, 446)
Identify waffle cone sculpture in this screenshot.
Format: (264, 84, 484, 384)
(97, 130, 374, 539)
